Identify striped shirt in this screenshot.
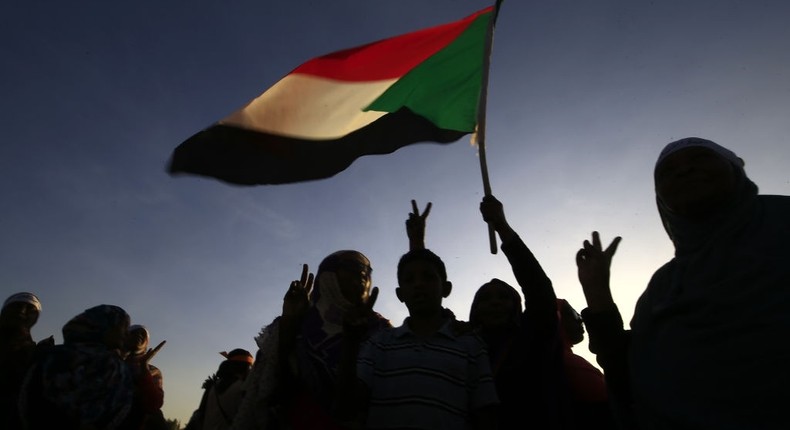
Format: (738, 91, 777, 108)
(357, 318, 499, 430)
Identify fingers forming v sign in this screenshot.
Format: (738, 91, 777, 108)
(410, 200, 432, 221)
(407, 200, 432, 232)
(283, 264, 314, 318)
(576, 231, 622, 310)
(576, 231, 621, 273)
(407, 200, 432, 250)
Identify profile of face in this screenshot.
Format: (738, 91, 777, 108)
(655, 146, 739, 218)
(0, 301, 40, 329)
(559, 301, 585, 345)
(124, 326, 149, 355)
(471, 280, 520, 331)
(396, 259, 451, 317)
(323, 251, 373, 305)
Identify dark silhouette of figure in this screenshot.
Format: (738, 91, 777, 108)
(20, 304, 163, 430)
(186, 349, 254, 430)
(232, 252, 390, 430)
(0, 292, 52, 429)
(471, 195, 612, 429)
(125, 324, 168, 430)
(576, 137, 790, 429)
(556, 299, 615, 428)
(336, 244, 499, 430)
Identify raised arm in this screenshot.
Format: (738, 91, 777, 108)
(279, 264, 314, 361)
(480, 195, 556, 318)
(575, 231, 635, 428)
(575, 231, 620, 312)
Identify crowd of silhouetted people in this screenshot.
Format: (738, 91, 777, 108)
(3, 137, 789, 430)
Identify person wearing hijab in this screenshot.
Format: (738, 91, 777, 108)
(186, 349, 254, 430)
(469, 196, 586, 429)
(19, 304, 134, 429)
(576, 137, 790, 429)
(1, 292, 51, 429)
(124, 324, 168, 430)
(19, 304, 163, 430)
(231, 251, 391, 430)
(407, 197, 583, 428)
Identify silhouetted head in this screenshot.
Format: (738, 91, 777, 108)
(654, 138, 759, 253)
(1, 292, 42, 329)
(655, 137, 745, 220)
(557, 299, 584, 346)
(216, 348, 254, 390)
(124, 324, 150, 356)
(396, 249, 452, 317)
(469, 278, 522, 331)
(313, 250, 373, 307)
(62, 304, 130, 350)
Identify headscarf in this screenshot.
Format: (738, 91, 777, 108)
(128, 324, 150, 356)
(654, 137, 758, 256)
(0, 292, 41, 330)
(628, 139, 790, 427)
(304, 250, 374, 346)
(20, 305, 134, 429)
(62, 304, 130, 346)
(3, 292, 42, 312)
(295, 251, 388, 422)
(655, 137, 743, 169)
(215, 349, 254, 393)
(469, 278, 523, 329)
(234, 252, 390, 430)
(220, 348, 254, 365)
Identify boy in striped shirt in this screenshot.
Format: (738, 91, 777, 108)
(336, 249, 499, 430)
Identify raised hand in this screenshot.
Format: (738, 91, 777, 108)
(343, 286, 379, 344)
(479, 195, 506, 230)
(142, 340, 166, 366)
(282, 263, 314, 320)
(406, 199, 432, 250)
(480, 195, 516, 242)
(576, 231, 621, 311)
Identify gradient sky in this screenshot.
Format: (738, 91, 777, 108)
(2, 0, 789, 424)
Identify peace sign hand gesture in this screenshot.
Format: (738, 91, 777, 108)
(406, 199, 432, 250)
(283, 263, 314, 320)
(576, 231, 621, 311)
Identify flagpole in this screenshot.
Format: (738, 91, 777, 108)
(476, 0, 503, 255)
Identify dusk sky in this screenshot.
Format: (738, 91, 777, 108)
(3, 0, 789, 423)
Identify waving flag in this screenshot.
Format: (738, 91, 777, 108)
(169, 5, 498, 185)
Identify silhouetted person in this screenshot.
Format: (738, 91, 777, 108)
(337, 246, 499, 429)
(20, 304, 162, 430)
(556, 299, 615, 428)
(125, 324, 167, 430)
(232, 252, 390, 430)
(576, 137, 790, 429)
(186, 349, 254, 430)
(1, 292, 51, 429)
(471, 196, 603, 429)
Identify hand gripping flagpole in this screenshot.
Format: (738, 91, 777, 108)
(475, 0, 504, 254)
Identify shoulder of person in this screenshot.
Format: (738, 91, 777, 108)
(758, 194, 790, 219)
(370, 311, 393, 329)
(255, 318, 281, 349)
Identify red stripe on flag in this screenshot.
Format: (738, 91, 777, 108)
(292, 7, 492, 82)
